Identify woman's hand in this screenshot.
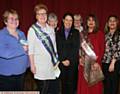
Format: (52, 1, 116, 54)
(30, 64, 36, 74)
(23, 45, 28, 52)
(79, 56, 85, 66)
(62, 60, 70, 66)
(109, 58, 116, 72)
(91, 63, 100, 71)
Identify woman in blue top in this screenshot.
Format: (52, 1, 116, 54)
(0, 9, 29, 90)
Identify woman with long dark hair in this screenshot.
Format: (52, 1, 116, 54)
(77, 14, 105, 94)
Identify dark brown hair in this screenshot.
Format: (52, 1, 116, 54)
(104, 15, 119, 34)
(85, 14, 99, 33)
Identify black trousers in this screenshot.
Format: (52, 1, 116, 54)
(35, 79, 60, 94)
(0, 73, 25, 91)
(60, 66, 78, 94)
(102, 60, 120, 94)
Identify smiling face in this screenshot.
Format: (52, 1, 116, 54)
(36, 9, 47, 25)
(74, 15, 82, 29)
(108, 16, 118, 31)
(63, 15, 73, 29)
(74, 19, 81, 28)
(5, 13, 19, 29)
(48, 18, 58, 29)
(87, 17, 95, 29)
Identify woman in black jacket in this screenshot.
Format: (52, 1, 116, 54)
(56, 13, 80, 94)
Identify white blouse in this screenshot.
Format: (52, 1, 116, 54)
(27, 23, 57, 80)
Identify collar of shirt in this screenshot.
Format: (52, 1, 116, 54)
(3, 27, 21, 36)
(36, 22, 49, 32)
(64, 28, 71, 39)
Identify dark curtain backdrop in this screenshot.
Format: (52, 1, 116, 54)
(0, 0, 120, 35)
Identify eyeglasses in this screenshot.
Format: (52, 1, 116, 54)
(7, 17, 19, 22)
(36, 13, 47, 16)
(74, 19, 81, 22)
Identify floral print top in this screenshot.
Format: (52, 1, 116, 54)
(102, 30, 120, 63)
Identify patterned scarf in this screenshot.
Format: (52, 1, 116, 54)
(32, 23, 59, 66)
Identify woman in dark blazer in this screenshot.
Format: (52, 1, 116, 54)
(56, 13, 80, 94)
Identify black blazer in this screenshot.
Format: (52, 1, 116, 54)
(56, 28, 80, 69)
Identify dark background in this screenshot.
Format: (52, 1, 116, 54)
(0, 0, 120, 35)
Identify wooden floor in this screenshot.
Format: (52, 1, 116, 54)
(118, 81, 120, 94)
(24, 69, 120, 94)
(0, 91, 39, 94)
(24, 69, 37, 90)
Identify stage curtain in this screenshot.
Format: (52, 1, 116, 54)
(0, 0, 120, 34)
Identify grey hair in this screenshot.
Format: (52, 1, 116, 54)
(48, 13, 58, 21)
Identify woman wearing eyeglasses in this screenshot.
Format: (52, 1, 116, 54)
(0, 9, 29, 90)
(27, 4, 69, 94)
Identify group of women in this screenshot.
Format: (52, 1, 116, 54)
(0, 3, 120, 94)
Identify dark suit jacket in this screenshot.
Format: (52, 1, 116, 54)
(56, 28, 80, 83)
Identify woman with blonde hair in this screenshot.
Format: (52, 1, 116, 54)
(0, 9, 28, 90)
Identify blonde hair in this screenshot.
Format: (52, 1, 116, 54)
(74, 14, 83, 23)
(3, 9, 19, 22)
(34, 4, 48, 13)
